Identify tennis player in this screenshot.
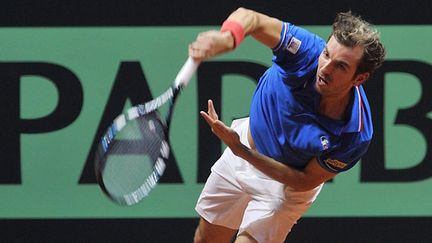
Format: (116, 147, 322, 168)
(189, 7, 385, 243)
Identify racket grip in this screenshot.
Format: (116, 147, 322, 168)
(174, 57, 200, 88)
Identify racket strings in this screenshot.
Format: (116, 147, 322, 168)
(100, 113, 167, 203)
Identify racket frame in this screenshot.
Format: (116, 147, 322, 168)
(94, 58, 199, 205)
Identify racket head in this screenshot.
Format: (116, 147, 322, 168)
(94, 110, 170, 206)
(94, 57, 199, 205)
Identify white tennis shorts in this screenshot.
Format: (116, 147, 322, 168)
(195, 117, 323, 243)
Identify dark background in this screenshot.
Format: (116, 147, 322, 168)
(1, 0, 431, 26)
(1, 0, 431, 242)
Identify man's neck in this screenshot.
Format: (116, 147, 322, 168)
(319, 90, 352, 120)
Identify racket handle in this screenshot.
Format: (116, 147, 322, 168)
(174, 57, 200, 88)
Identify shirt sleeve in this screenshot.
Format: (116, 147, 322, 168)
(271, 22, 326, 87)
(317, 141, 371, 173)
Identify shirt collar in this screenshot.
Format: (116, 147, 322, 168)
(342, 86, 363, 133)
(311, 86, 364, 135)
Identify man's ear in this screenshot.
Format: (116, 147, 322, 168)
(353, 72, 370, 86)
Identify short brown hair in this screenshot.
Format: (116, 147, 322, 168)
(331, 11, 386, 76)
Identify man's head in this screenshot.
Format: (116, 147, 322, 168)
(331, 11, 386, 76)
(315, 11, 386, 96)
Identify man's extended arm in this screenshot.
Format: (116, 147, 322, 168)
(200, 100, 336, 192)
(188, 7, 282, 60)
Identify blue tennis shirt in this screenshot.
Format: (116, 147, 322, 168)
(249, 22, 373, 173)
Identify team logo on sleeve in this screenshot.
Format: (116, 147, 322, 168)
(324, 159, 347, 170)
(286, 36, 301, 54)
(320, 136, 329, 150)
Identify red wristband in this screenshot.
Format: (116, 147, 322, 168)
(220, 20, 245, 48)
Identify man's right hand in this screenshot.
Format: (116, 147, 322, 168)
(188, 30, 234, 62)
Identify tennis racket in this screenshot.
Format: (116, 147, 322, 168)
(94, 57, 199, 205)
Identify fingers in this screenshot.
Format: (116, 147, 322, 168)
(200, 99, 220, 132)
(188, 43, 208, 61)
(199, 99, 242, 151)
(207, 100, 218, 120)
(188, 30, 223, 60)
(189, 33, 212, 60)
(200, 111, 214, 126)
(200, 111, 224, 139)
(200, 111, 226, 135)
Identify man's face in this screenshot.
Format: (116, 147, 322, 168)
(315, 36, 368, 97)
